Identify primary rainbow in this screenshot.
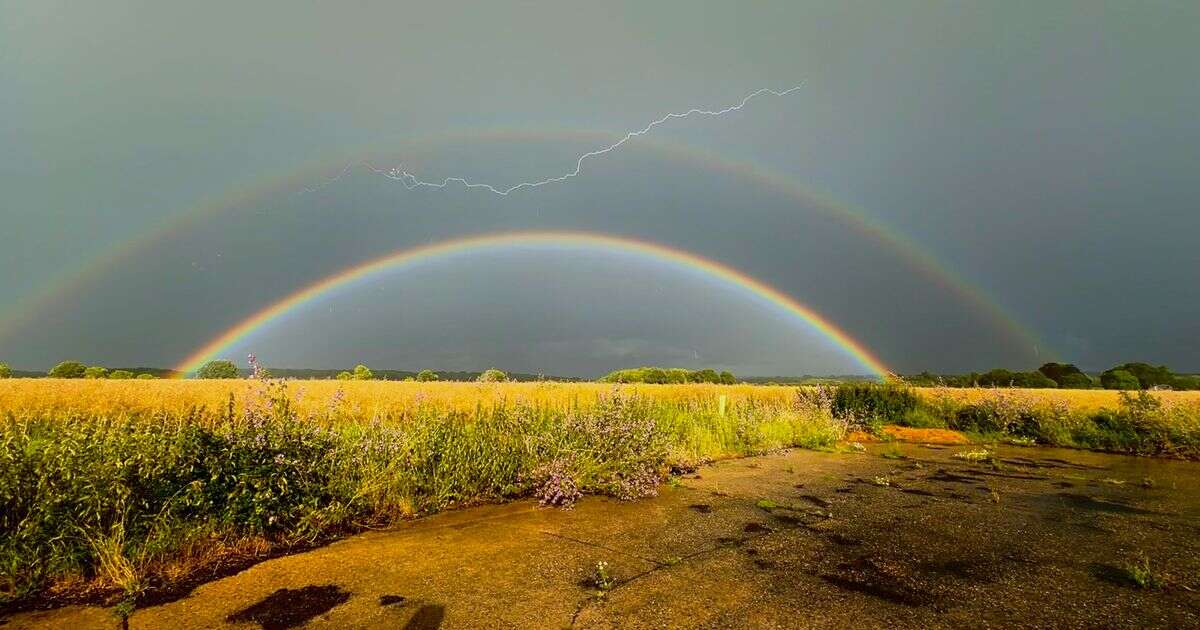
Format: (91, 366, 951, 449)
(173, 230, 892, 378)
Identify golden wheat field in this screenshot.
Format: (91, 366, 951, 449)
(2, 379, 1198, 418)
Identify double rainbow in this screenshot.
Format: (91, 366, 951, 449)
(174, 230, 892, 378)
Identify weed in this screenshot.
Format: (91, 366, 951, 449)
(1120, 554, 1163, 590)
(589, 561, 615, 592)
(953, 449, 993, 462)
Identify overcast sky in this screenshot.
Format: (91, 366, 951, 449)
(2, 1, 1197, 376)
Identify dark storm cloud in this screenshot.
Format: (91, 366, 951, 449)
(2, 1, 1197, 374)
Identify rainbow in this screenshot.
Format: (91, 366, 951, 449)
(174, 230, 892, 378)
(1, 128, 1046, 361)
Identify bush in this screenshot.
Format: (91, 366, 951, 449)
(108, 370, 134, 380)
(899, 407, 946, 429)
(136, 373, 156, 380)
(829, 383, 918, 425)
(337, 365, 374, 381)
(195, 360, 239, 379)
(1101, 369, 1141, 390)
(0, 363, 11, 379)
(48, 361, 87, 379)
(83, 366, 108, 379)
(415, 370, 438, 382)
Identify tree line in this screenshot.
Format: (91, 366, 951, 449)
(905, 362, 1200, 390)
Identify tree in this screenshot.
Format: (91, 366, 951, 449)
(1038, 363, 1088, 388)
(84, 366, 109, 379)
(49, 361, 87, 378)
(336, 371, 353, 380)
(416, 369, 439, 382)
(136, 373, 157, 380)
(196, 360, 239, 379)
(109, 369, 134, 379)
(352, 364, 374, 380)
(1058, 372, 1095, 389)
(1101, 369, 1140, 390)
(1109, 362, 1175, 389)
(477, 368, 507, 382)
(0, 363, 11, 379)
(719, 371, 737, 385)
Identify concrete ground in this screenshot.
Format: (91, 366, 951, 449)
(6, 443, 1200, 629)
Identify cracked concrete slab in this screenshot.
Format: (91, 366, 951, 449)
(5, 444, 1200, 629)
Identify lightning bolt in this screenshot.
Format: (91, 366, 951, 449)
(302, 85, 803, 196)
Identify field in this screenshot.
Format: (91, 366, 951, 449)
(3, 378, 1200, 614)
(3, 378, 1199, 417)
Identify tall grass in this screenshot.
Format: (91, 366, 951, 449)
(0, 382, 839, 607)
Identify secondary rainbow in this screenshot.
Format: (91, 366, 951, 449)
(174, 230, 892, 378)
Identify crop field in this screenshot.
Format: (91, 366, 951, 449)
(3, 378, 1199, 418)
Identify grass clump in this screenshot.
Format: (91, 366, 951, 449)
(1119, 554, 1164, 590)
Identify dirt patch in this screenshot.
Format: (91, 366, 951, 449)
(688, 504, 714, 514)
(821, 557, 935, 608)
(743, 522, 772, 534)
(882, 426, 971, 445)
(226, 585, 351, 630)
(379, 594, 407, 606)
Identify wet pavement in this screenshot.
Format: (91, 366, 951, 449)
(6, 443, 1200, 629)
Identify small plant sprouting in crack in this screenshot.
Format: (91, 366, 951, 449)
(587, 561, 616, 594)
(1121, 553, 1164, 590)
(953, 449, 992, 463)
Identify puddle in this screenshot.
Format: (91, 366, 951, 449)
(821, 558, 934, 607)
(799, 495, 832, 508)
(1053, 493, 1157, 515)
(226, 585, 351, 630)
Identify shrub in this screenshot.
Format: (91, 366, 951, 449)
(48, 361, 87, 379)
(108, 370, 134, 380)
(829, 383, 918, 425)
(195, 360, 239, 379)
(415, 370, 438, 382)
(899, 407, 946, 429)
(136, 373, 156, 380)
(83, 366, 109, 379)
(0, 363, 11, 379)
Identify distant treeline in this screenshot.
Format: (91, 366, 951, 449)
(599, 366, 737, 384)
(905, 362, 1200, 391)
(261, 368, 583, 382)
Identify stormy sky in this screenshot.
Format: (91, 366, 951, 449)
(2, 1, 1197, 376)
